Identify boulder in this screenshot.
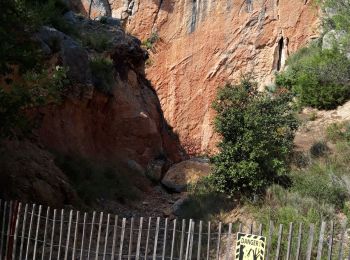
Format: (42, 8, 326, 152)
(35, 26, 92, 86)
(171, 196, 190, 216)
(161, 158, 211, 193)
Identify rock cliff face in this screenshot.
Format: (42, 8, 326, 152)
(36, 18, 183, 169)
(76, 0, 319, 154)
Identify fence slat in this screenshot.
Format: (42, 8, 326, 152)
(189, 221, 195, 259)
(0, 201, 7, 260)
(185, 219, 192, 260)
(135, 217, 143, 260)
(95, 212, 104, 260)
(64, 210, 73, 260)
(206, 222, 211, 260)
(80, 212, 87, 260)
(197, 221, 203, 260)
(57, 209, 65, 260)
(41, 206, 50, 260)
(225, 223, 232, 260)
(103, 213, 110, 260)
(295, 223, 303, 260)
(87, 211, 96, 260)
(316, 221, 326, 260)
(162, 218, 168, 260)
(128, 217, 134, 260)
(179, 219, 186, 260)
(170, 219, 177, 260)
(265, 221, 274, 260)
(12, 202, 22, 260)
(49, 209, 57, 260)
(274, 224, 283, 260)
(19, 204, 28, 260)
(327, 221, 334, 260)
(111, 215, 118, 260)
(238, 223, 242, 233)
(286, 222, 293, 260)
(72, 211, 80, 260)
(249, 222, 253, 234)
(118, 218, 126, 260)
(4, 201, 12, 260)
(144, 217, 152, 260)
(338, 221, 347, 260)
(306, 224, 315, 260)
(153, 217, 160, 260)
(25, 204, 36, 260)
(216, 222, 222, 260)
(258, 223, 263, 236)
(33, 205, 43, 260)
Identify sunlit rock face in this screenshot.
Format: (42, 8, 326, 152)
(71, 0, 319, 154)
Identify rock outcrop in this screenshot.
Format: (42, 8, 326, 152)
(0, 140, 77, 207)
(74, 0, 319, 154)
(36, 17, 183, 168)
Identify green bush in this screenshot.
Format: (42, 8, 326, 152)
(277, 45, 350, 110)
(89, 57, 115, 95)
(82, 33, 113, 53)
(142, 32, 160, 50)
(309, 141, 330, 158)
(209, 78, 299, 196)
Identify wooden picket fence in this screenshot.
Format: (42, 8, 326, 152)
(0, 199, 349, 259)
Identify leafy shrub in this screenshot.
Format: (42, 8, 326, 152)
(277, 45, 350, 110)
(89, 57, 115, 94)
(82, 33, 112, 53)
(209, 78, 299, 196)
(291, 164, 348, 208)
(142, 32, 160, 50)
(0, 66, 69, 137)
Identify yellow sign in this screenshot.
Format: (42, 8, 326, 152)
(235, 232, 266, 260)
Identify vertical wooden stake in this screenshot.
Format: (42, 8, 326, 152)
(153, 217, 160, 260)
(80, 212, 87, 260)
(87, 211, 96, 260)
(25, 204, 36, 260)
(33, 205, 43, 260)
(295, 223, 303, 260)
(162, 218, 168, 260)
(197, 221, 203, 260)
(64, 210, 73, 260)
(286, 222, 293, 260)
(49, 209, 57, 260)
(179, 219, 186, 260)
(128, 217, 134, 260)
(225, 223, 232, 260)
(170, 219, 177, 260)
(306, 224, 315, 260)
(12, 202, 22, 260)
(265, 220, 274, 260)
(135, 217, 143, 260)
(274, 224, 283, 260)
(111, 215, 118, 260)
(72, 211, 80, 260)
(206, 222, 211, 260)
(103, 213, 110, 260)
(144, 217, 152, 260)
(95, 212, 104, 260)
(327, 221, 334, 260)
(216, 222, 222, 260)
(118, 218, 126, 260)
(57, 209, 64, 260)
(316, 221, 326, 260)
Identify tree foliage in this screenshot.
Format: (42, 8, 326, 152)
(209, 78, 299, 196)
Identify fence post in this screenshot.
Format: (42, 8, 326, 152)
(72, 211, 80, 260)
(286, 222, 293, 260)
(275, 224, 283, 260)
(64, 210, 73, 260)
(95, 212, 104, 260)
(225, 223, 232, 260)
(49, 209, 57, 260)
(295, 223, 303, 260)
(338, 220, 347, 260)
(87, 211, 96, 260)
(197, 221, 203, 260)
(25, 204, 36, 260)
(111, 215, 118, 260)
(153, 217, 160, 260)
(327, 221, 334, 260)
(135, 217, 143, 260)
(80, 212, 87, 260)
(33, 205, 42, 260)
(216, 222, 222, 260)
(179, 219, 186, 260)
(103, 213, 110, 260)
(162, 218, 168, 260)
(316, 221, 326, 260)
(306, 224, 315, 260)
(144, 217, 152, 260)
(170, 219, 177, 260)
(12, 202, 22, 260)
(206, 221, 211, 260)
(265, 221, 274, 260)
(118, 218, 126, 260)
(128, 217, 134, 260)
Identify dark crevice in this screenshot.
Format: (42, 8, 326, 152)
(190, 0, 198, 33)
(276, 37, 284, 71)
(151, 0, 164, 31)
